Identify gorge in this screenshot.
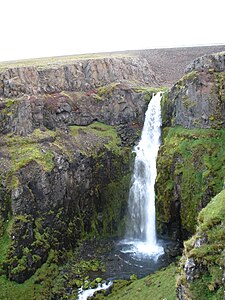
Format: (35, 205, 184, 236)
(0, 45, 224, 299)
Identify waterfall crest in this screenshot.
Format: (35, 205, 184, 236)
(125, 92, 164, 257)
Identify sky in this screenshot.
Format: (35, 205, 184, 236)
(1, 0, 225, 62)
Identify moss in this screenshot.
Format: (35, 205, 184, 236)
(95, 82, 120, 100)
(0, 98, 17, 117)
(101, 173, 131, 237)
(0, 249, 64, 300)
(134, 86, 168, 102)
(176, 71, 198, 88)
(156, 126, 225, 235)
(182, 96, 197, 109)
(1, 129, 56, 175)
(178, 190, 225, 300)
(9, 142, 54, 173)
(0, 218, 13, 271)
(207, 71, 225, 129)
(198, 189, 225, 228)
(69, 122, 122, 156)
(161, 90, 173, 127)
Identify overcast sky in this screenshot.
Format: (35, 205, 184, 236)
(1, 0, 225, 62)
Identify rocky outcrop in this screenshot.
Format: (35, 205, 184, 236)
(156, 52, 225, 241)
(0, 82, 150, 138)
(0, 56, 156, 98)
(176, 190, 225, 300)
(156, 126, 225, 241)
(1, 45, 225, 98)
(0, 78, 156, 282)
(155, 52, 225, 300)
(162, 52, 225, 129)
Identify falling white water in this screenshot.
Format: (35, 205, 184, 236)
(125, 92, 164, 257)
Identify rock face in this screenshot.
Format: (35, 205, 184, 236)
(176, 190, 225, 300)
(156, 52, 225, 241)
(0, 56, 156, 98)
(0, 46, 225, 286)
(0, 82, 149, 137)
(0, 80, 154, 282)
(1, 45, 225, 98)
(163, 52, 225, 129)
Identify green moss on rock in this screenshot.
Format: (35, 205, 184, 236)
(156, 126, 225, 236)
(177, 190, 225, 300)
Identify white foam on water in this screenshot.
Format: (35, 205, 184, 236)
(77, 281, 113, 300)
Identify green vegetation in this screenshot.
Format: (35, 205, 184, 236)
(0, 250, 62, 300)
(177, 190, 225, 300)
(0, 219, 13, 272)
(175, 71, 198, 89)
(103, 263, 177, 300)
(161, 90, 173, 127)
(3, 129, 56, 175)
(69, 122, 122, 156)
(0, 98, 17, 117)
(214, 71, 225, 103)
(94, 82, 121, 101)
(100, 173, 131, 236)
(134, 85, 168, 102)
(0, 248, 107, 300)
(0, 120, 132, 287)
(156, 126, 225, 234)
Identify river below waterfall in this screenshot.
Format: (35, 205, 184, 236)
(76, 93, 180, 299)
(76, 237, 180, 281)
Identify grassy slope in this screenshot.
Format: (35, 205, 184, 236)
(183, 190, 225, 300)
(106, 263, 177, 300)
(0, 252, 61, 300)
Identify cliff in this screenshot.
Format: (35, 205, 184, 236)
(0, 46, 225, 298)
(1, 45, 225, 97)
(156, 52, 225, 241)
(0, 81, 158, 282)
(156, 51, 225, 299)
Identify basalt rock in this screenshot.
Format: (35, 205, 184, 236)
(157, 52, 225, 242)
(0, 77, 154, 282)
(0, 82, 150, 137)
(0, 56, 156, 98)
(161, 52, 225, 129)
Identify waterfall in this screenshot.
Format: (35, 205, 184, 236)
(125, 92, 164, 257)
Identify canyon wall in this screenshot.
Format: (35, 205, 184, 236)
(0, 46, 224, 298)
(156, 52, 225, 299)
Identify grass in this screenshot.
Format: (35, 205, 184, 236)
(106, 263, 177, 300)
(0, 219, 13, 269)
(198, 189, 225, 229)
(178, 190, 225, 300)
(0, 250, 61, 300)
(0, 53, 133, 71)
